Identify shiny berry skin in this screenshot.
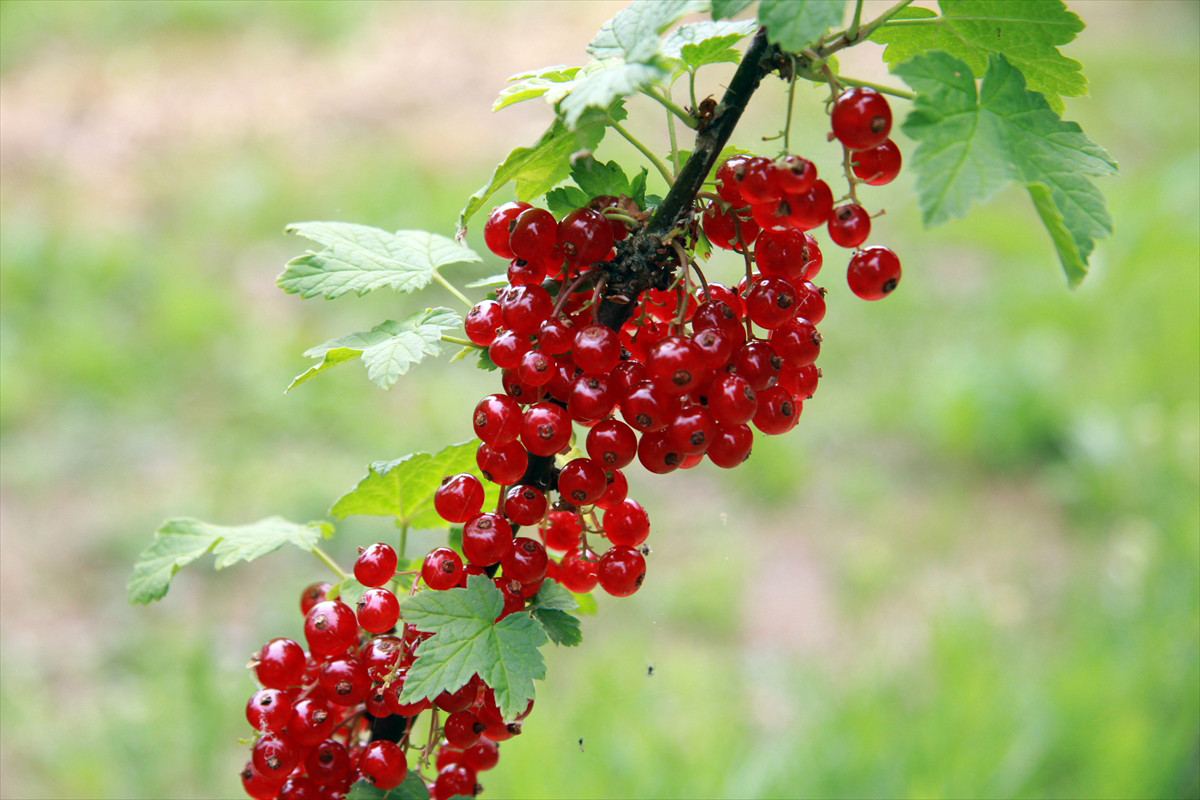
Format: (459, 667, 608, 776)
(636, 428, 683, 474)
(801, 233, 824, 280)
(304, 600, 360, 658)
(830, 87, 893, 151)
(602, 499, 650, 546)
(464, 300, 504, 347)
(560, 548, 600, 593)
(436, 675, 481, 713)
(318, 656, 372, 706)
(462, 512, 514, 566)
(252, 731, 302, 779)
(473, 394, 522, 445)
(744, 275, 798, 330)
(646, 336, 706, 395)
(732, 340, 783, 391)
(705, 372, 758, 426)
(500, 284, 553, 335)
(558, 457, 608, 506)
(701, 203, 759, 251)
(509, 207, 558, 262)
(361, 635, 403, 681)
(594, 466, 629, 511)
(356, 587, 400, 633)
(792, 281, 827, 325)
(493, 577, 526, 620)
(445, 710, 487, 750)
(506, 256, 547, 287)
(769, 317, 822, 368)
(487, 328, 531, 370)
(517, 349, 555, 387)
(785, 179, 834, 231)
(572, 324, 622, 373)
(536, 316, 575, 354)
(586, 418, 637, 468)
(383, 676, 431, 717)
(715, 154, 751, 205)
(483, 201, 531, 260)
(707, 423, 754, 468)
(752, 385, 801, 435)
(252, 638, 306, 689)
(435, 473, 486, 524)
(502, 484, 547, 526)
(852, 138, 902, 185)
(597, 545, 646, 597)
(501, 537, 548, 584)
(240, 761, 284, 800)
(567, 372, 619, 422)
(847, 245, 902, 300)
(775, 154, 817, 194)
(666, 404, 718, 455)
(621, 380, 676, 433)
(246, 688, 293, 732)
(540, 510, 581, 551)
(299, 582, 330, 616)
(739, 156, 784, 203)
(558, 207, 614, 267)
(354, 542, 398, 588)
(435, 763, 480, 799)
(502, 366, 545, 405)
(755, 227, 814, 282)
(828, 203, 871, 248)
(286, 698, 337, 746)
(304, 739, 351, 787)
(360, 740, 408, 790)
(423, 547, 465, 591)
(780, 363, 821, 399)
(475, 439, 528, 485)
(520, 402, 572, 457)
(462, 737, 501, 772)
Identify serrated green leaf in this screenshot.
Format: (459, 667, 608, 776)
(569, 156, 634, 200)
(529, 580, 581, 612)
(399, 575, 547, 719)
(474, 347, 499, 372)
(712, 0, 753, 20)
(559, 58, 669, 131)
(328, 577, 368, 610)
(871, 0, 1086, 113)
(458, 110, 615, 232)
(758, 0, 846, 52)
(895, 52, 1115, 284)
(545, 186, 592, 216)
(494, 65, 580, 111)
(1027, 182, 1086, 287)
(346, 771, 429, 800)
(330, 441, 499, 530)
(573, 591, 598, 615)
(280, 223, 481, 300)
(464, 274, 509, 289)
(662, 20, 758, 69)
(532, 608, 583, 647)
(589, 0, 711, 63)
(128, 517, 329, 604)
(289, 308, 461, 391)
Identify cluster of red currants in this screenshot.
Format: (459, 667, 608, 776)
(702, 86, 903, 301)
(239, 551, 513, 800)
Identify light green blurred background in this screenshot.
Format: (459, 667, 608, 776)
(1, 1, 1196, 798)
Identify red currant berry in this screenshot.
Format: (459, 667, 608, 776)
(752, 385, 801, 435)
(356, 587, 400, 633)
(304, 739, 351, 787)
(318, 656, 371, 706)
(286, 698, 337, 746)
(567, 372, 619, 422)
(435, 763, 479, 799)
(620, 380, 677, 433)
(784, 179, 834, 231)
(705, 372, 758, 426)
(536, 316, 575, 355)
(560, 548, 600, 593)
(509, 207, 557, 262)
(246, 688, 293, 732)
(558, 207, 614, 267)
(304, 600, 359, 658)
(506, 257, 547, 287)
(299, 582, 330, 616)
(827, 203, 871, 249)
(475, 439, 529, 485)
(707, 423, 754, 468)
(846, 245, 901, 300)
(540, 510, 582, 552)
(501, 537, 548, 584)
(445, 710, 487, 750)
(383, 675, 431, 718)
(240, 761, 285, 800)
(572, 324, 622, 373)
(473, 393, 522, 446)
(739, 156, 784, 203)
(360, 740, 408, 790)
(744, 275, 798, 330)
(792, 281, 826, 324)
(801, 233, 824, 280)
(779, 363, 821, 399)
(462, 737, 500, 772)
(520, 402, 572, 457)
(434, 473, 486, 524)
(594, 466, 629, 511)
(769, 316, 823, 368)
(754, 227, 813, 283)
(702, 203, 759, 251)
(435, 674, 481, 713)
(602, 499, 650, 547)
(462, 512, 514, 567)
(487, 328, 532, 370)
(732, 340, 783, 391)
(851, 138, 902, 185)
(252, 731, 302, 779)
(465, 300, 504, 347)
(715, 154, 751, 205)
(361, 635, 403, 682)
(646, 336, 706, 395)
(830, 87, 892, 151)
(422, 547, 465, 591)
(597, 545, 646, 597)
(502, 484, 547, 526)
(354, 542, 398, 588)
(636, 427, 683, 474)
(252, 638, 306, 689)
(774, 154, 817, 194)
(557, 457, 607, 506)
(483, 201, 530, 260)
(665, 404, 718, 455)
(500, 284, 553, 335)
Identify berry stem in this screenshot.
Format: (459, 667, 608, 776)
(606, 115, 676, 187)
(311, 545, 349, 581)
(847, 0, 866, 42)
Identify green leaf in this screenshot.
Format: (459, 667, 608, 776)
(458, 109, 616, 232)
(288, 308, 461, 391)
(573, 591, 598, 615)
(493, 65, 580, 111)
(346, 771, 430, 800)
(463, 274, 508, 289)
(280, 223, 481, 300)
(558, 58, 669, 131)
(588, 0, 710, 63)
(712, 0, 753, 20)
(528, 580, 581, 612)
(399, 575, 548, 719)
(895, 52, 1116, 285)
(330, 441, 499, 530)
(870, 0, 1086, 113)
(757, 0, 847, 52)
(545, 186, 592, 216)
(327, 577, 368, 610)
(662, 20, 758, 69)
(128, 517, 331, 604)
(528, 581, 583, 646)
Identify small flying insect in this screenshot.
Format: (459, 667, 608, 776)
(578, 737, 585, 752)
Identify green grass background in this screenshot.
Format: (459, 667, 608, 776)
(1, 1, 1196, 798)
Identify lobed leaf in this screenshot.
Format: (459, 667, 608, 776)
(279, 223, 480, 300)
(870, 0, 1086, 113)
(330, 441, 499, 530)
(758, 0, 847, 53)
(558, 58, 669, 131)
(662, 20, 759, 70)
(288, 308, 461, 391)
(493, 65, 580, 112)
(527, 581, 584, 646)
(895, 52, 1116, 285)
(128, 517, 331, 604)
(346, 772, 429, 800)
(588, 0, 710, 63)
(398, 576, 548, 719)
(711, 0, 754, 21)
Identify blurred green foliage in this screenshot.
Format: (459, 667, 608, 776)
(1, 1, 1196, 798)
